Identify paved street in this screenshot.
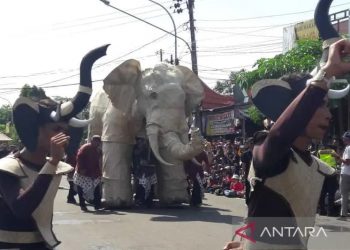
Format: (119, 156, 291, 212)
(53, 179, 350, 250)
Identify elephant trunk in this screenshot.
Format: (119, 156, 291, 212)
(147, 124, 174, 167)
(160, 130, 203, 161)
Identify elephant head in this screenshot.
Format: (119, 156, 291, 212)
(103, 60, 204, 166)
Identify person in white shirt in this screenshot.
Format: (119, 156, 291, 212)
(338, 132, 350, 218)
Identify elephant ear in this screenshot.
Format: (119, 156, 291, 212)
(103, 59, 141, 114)
(176, 65, 204, 117)
(88, 89, 109, 139)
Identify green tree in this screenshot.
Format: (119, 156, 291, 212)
(0, 105, 11, 124)
(20, 84, 47, 100)
(235, 39, 323, 90)
(247, 106, 264, 125)
(0, 108, 19, 145)
(212, 39, 323, 126)
(214, 69, 247, 95)
(213, 39, 323, 94)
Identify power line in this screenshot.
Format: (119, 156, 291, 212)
(53, 0, 174, 26)
(198, 32, 282, 42)
(197, 24, 292, 36)
(197, 51, 282, 56)
(196, 2, 350, 22)
(198, 41, 282, 50)
(196, 23, 296, 29)
(98, 0, 191, 53)
(0, 32, 172, 95)
(0, 27, 178, 85)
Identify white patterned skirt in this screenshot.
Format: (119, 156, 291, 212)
(73, 172, 101, 201)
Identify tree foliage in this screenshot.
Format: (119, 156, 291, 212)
(247, 106, 264, 125)
(214, 39, 323, 94)
(235, 39, 322, 90)
(0, 105, 19, 145)
(20, 84, 47, 100)
(213, 39, 323, 125)
(0, 105, 11, 124)
(214, 70, 246, 95)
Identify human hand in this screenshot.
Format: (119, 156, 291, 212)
(330, 151, 340, 158)
(191, 127, 205, 151)
(323, 39, 350, 78)
(222, 241, 243, 250)
(50, 132, 70, 165)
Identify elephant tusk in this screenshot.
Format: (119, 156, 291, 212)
(147, 124, 174, 167)
(328, 84, 350, 99)
(68, 117, 93, 127)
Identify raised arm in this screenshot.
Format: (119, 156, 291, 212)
(253, 86, 327, 176)
(253, 38, 350, 177)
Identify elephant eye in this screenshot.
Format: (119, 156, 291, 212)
(149, 92, 158, 99)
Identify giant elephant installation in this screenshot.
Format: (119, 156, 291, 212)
(89, 59, 205, 207)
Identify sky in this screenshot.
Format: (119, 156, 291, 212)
(0, 0, 349, 106)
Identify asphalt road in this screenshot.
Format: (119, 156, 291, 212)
(52, 180, 350, 250)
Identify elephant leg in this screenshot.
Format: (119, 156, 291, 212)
(102, 142, 133, 208)
(156, 150, 190, 205)
(156, 166, 190, 205)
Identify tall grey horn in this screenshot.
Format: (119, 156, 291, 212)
(315, 0, 349, 97)
(314, 0, 340, 67)
(51, 44, 110, 121)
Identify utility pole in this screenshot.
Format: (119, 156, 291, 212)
(149, 0, 179, 65)
(172, 0, 201, 130)
(187, 0, 198, 75)
(157, 49, 163, 62)
(173, 0, 198, 74)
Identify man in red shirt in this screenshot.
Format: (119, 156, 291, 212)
(74, 135, 102, 211)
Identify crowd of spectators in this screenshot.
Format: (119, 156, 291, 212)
(199, 137, 253, 200)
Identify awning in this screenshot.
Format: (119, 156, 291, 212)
(201, 82, 235, 110)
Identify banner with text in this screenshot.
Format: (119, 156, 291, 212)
(205, 110, 235, 136)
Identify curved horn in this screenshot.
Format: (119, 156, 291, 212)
(315, 0, 339, 40)
(147, 124, 174, 167)
(328, 84, 350, 99)
(314, 0, 340, 67)
(68, 117, 93, 128)
(61, 44, 110, 119)
(50, 102, 61, 121)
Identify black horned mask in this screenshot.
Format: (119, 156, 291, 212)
(13, 44, 109, 151)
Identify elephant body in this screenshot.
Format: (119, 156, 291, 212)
(89, 60, 204, 207)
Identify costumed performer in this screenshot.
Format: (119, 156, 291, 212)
(224, 0, 350, 249)
(0, 44, 109, 249)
